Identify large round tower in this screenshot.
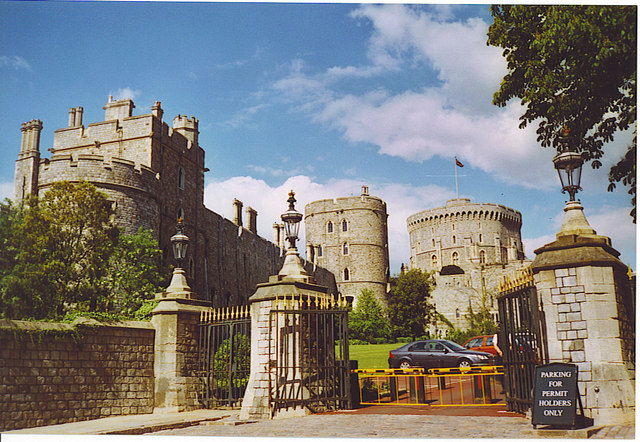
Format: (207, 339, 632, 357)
(407, 198, 528, 333)
(407, 198, 524, 273)
(304, 186, 389, 304)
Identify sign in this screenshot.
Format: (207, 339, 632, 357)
(532, 363, 578, 428)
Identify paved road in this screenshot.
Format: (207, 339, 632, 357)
(148, 410, 628, 439)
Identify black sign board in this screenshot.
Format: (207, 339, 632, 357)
(532, 363, 578, 428)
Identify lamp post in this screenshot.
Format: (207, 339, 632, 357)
(552, 128, 596, 238)
(278, 190, 309, 279)
(553, 127, 584, 202)
(164, 218, 193, 295)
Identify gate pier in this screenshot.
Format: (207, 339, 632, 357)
(531, 201, 634, 425)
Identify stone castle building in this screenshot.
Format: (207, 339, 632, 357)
(407, 198, 529, 332)
(304, 186, 390, 304)
(14, 97, 336, 306)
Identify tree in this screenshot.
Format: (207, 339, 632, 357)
(1, 181, 117, 319)
(488, 5, 637, 220)
(348, 289, 389, 343)
(0, 181, 168, 321)
(105, 227, 170, 316)
(386, 269, 435, 340)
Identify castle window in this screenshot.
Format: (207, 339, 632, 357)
(317, 245, 323, 257)
(452, 251, 459, 266)
(342, 219, 348, 232)
(479, 233, 483, 243)
(432, 238, 435, 247)
(432, 255, 438, 269)
(343, 268, 350, 281)
(327, 221, 333, 233)
(343, 243, 349, 255)
(452, 235, 456, 245)
(479, 250, 486, 264)
(178, 167, 185, 190)
(456, 308, 460, 319)
(452, 223, 455, 231)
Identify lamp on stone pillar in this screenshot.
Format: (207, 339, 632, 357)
(553, 127, 584, 202)
(278, 190, 309, 280)
(551, 128, 595, 238)
(164, 218, 192, 295)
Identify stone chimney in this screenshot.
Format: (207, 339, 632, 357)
(152, 101, 163, 120)
(246, 206, 257, 234)
(233, 199, 243, 226)
(104, 96, 135, 121)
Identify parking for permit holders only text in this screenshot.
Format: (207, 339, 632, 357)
(532, 363, 578, 427)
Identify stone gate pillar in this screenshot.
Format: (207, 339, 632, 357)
(151, 274, 209, 412)
(532, 201, 634, 425)
(239, 241, 330, 420)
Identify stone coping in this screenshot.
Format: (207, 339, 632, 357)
(0, 317, 155, 331)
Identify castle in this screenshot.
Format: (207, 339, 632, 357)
(304, 186, 390, 303)
(407, 198, 530, 333)
(14, 97, 390, 306)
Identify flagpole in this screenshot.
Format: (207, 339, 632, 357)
(455, 157, 459, 200)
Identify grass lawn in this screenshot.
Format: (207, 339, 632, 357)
(347, 343, 402, 369)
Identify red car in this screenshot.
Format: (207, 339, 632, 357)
(462, 335, 498, 356)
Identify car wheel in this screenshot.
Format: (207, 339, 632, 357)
(458, 359, 471, 368)
(399, 360, 411, 369)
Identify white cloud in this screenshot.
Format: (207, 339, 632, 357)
(0, 181, 14, 202)
(112, 87, 141, 101)
(204, 175, 453, 274)
(270, 5, 560, 191)
(0, 55, 32, 71)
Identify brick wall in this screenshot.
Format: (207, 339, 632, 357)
(0, 319, 155, 431)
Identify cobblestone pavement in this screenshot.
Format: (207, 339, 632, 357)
(148, 411, 626, 439)
(589, 424, 636, 439)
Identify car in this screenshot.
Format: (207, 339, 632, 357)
(462, 334, 498, 356)
(388, 339, 493, 369)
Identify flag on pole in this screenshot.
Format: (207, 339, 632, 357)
(455, 157, 464, 168)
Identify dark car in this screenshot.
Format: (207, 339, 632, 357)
(388, 339, 493, 369)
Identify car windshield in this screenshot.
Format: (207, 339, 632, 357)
(442, 340, 466, 352)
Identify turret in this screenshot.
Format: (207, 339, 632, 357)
(103, 96, 135, 121)
(172, 115, 199, 146)
(14, 119, 43, 202)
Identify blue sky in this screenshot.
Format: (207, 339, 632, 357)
(0, 2, 636, 274)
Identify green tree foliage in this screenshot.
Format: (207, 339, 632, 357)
(445, 306, 499, 345)
(105, 227, 170, 317)
(488, 5, 637, 220)
(0, 181, 167, 321)
(386, 269, 435, 340)
(212, 335, 251, 391)
(348, 289, 390, 344)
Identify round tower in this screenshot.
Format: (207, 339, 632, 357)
(407, 198, 524, 274)
(304, 185, 390, 305)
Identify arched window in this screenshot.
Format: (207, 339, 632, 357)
(479, 233, 483, 243)
(452, 235, 456, 245)
(327, 221, 333, 233)
(431, 255, 438, 269)
(178, 167, 185, 190)
(452, 251, 459, 266)
(317, 245, 323, 257)
(432, 238, 435, 247)
(479, 250, 486, 264)
(342, 219, 348, 232)
(455, 308, 460, 319)
(343, 243, 349, 255)
(343, 268, 350, 281)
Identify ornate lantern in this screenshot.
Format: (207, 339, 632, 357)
(553, 127, 584, 201)
(170, 218, 190, 268)
(281, 190, 303, 250)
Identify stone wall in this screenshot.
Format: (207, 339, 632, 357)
(0, 319, 155, 431)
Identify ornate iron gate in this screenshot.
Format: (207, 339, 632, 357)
(497, 268, 547, 414)
(268, 295, 350, 415)
(197, 306, 251, 408)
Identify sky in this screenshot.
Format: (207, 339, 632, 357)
(0, 1, 636, 275)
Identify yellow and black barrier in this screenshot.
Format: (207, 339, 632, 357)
(353, 366, 505, 407)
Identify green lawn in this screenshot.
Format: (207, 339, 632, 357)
(347, 343, 402, 369)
